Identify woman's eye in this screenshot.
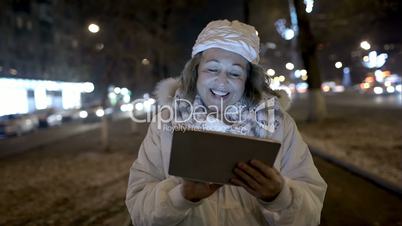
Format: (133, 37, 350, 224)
(208, 68, 218, 72)
(230, 72, 241, 77)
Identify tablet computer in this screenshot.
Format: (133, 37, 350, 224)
(168, 129, 281, 184)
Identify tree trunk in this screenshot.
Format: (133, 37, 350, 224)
(293, 0, 326, 121)
(100, 61, 114, 151)
(101, 116, 109, 151)
(243, 0, 250, 23)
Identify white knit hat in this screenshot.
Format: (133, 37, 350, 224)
(192, 20, 260, 64)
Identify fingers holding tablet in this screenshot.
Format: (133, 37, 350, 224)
(231, 159, 284, 202)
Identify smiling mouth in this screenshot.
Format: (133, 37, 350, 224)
(210, 89, 230, 97)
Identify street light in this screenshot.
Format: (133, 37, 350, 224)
(88, 23, 100, 33)
(360, 41, 371, 50)
(285, 62, 294, 70)
(142, 58, 150, 65)
(266, 69, 275, 76)
(284, 29, 295, 40)
(335, 61, 343, 69)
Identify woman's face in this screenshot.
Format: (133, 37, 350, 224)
(196, 48, 248, 111)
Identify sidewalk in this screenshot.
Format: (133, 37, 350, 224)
(289, 99, 402, 193)
(0, 119, 147, 226)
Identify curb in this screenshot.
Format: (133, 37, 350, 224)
(0, 123, 100, 159)
(309, 145, 402, 197)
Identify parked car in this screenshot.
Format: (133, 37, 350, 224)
(60, 109, 82, 122)
(81, 105, 113, 123)
(0, 114, 38, 137)
(131, 97, 156, 120)
(34, 108, 63, 128)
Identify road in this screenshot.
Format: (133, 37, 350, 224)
(293, 91, 402, 109)
(0, 112, 130, 158)
(0, 122, 99, 158)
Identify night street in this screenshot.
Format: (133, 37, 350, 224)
(1, 97, 401, 225)
(1, 0, 402, 225)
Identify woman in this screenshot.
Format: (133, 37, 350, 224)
(126, 20, 327, 226)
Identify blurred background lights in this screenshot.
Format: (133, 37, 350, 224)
(95, 43, 104, 51)
(114, 87, 121, 94)
(363, 56, 369, 62)
(304, 0, 314, 13)
(142, 58, 150, 65)
(335, 61, 343, 69)
(374, 69, 385, 83)
(79, 110, 88, 119)
(120, 103, 134, 112)
(275, 19, 295, 40)
(396, 85, 402, 93)
(284, 29, 295, 40)
(135, 102, 144, 111)
(82, 82, 94, 93)
(123, 95, 131, 103)
(322, 85, 331, 92)
(285, 62, 294, 70)
(360, 41, 371, 50)
(363, 51, 388, 68)
(95, 108, 104, 117)
(373, 86, 383, 95)
(9, 68, 18, 75)
(121, 87, 129, 95)
(386, 86, 395, 94)
(88, 23, 99, 33)
(147, 98, 156, 105)
(294, 70, 301, 78)
(267, 69, 275, 76)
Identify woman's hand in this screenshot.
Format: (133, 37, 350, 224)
(231, 159, 284, 202)
(182, 180, 222, 202)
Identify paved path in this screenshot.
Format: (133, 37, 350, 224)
(315, 156, 402, 226)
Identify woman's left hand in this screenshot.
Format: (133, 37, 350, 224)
(230, 159, 284, 202)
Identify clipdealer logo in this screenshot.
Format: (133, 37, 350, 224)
(128, 98, 276, 133)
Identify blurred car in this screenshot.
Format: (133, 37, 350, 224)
(80, 105, 113, 123)
(34, 108, 63, 128)
(0, 114, 38, 137)
(60, 109, 82, 122)
(130, 97, 156, 120)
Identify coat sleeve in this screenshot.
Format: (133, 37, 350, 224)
(125, 121, 201, 226)
(259, 112, 327, 226)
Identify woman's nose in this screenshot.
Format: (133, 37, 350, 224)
(216, 71, 228, 85)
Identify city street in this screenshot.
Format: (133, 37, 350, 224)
(0, 122, 99, 158)
(1, 97, 401, 225)
(294, 92, 402, 109)
(1, 0, 401, 225)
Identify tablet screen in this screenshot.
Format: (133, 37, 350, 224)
(168, 130, 281, 184)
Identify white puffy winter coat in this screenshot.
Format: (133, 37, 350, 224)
(126, 78, 327, 226)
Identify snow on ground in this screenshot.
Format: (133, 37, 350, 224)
(1, 99, 400, 225)
(0, 119, 145, 226)
(289, 101, 402, 190)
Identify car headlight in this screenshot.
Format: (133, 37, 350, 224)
(135, 103, 144, 111)
(95, 109, 105, 117)
(79, 110, 88, 119)
(120, 104, 134, 112)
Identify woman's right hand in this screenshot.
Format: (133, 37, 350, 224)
(182, 180, 222, 202)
